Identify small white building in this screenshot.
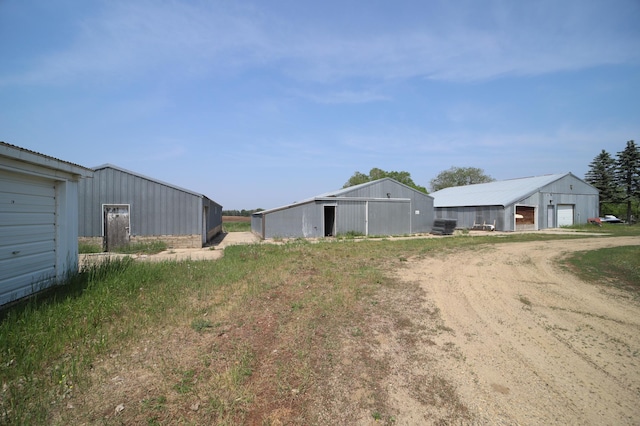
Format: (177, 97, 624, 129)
(0, 142, 93, 306)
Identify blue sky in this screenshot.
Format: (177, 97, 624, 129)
(1, 0, 639, 210)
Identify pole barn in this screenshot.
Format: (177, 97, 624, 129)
(252, 178, 434, 239)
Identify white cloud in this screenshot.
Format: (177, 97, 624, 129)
(2, 0, 638, 86)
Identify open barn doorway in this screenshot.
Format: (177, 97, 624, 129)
(515, 205, 536, 231)
(324, 206, 335, 237)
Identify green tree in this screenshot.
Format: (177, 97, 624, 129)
(614, 140, 640, 222)
(585, 149, 618, 216)
(343, 168, 428, 193)
(429, 166, 494, 192)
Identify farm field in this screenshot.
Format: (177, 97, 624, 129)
(1, 230, 639, 425)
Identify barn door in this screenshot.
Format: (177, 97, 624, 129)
(557, 205, 574, 227)
(103, 205, 130, 251)
(324, 206, 336, 237)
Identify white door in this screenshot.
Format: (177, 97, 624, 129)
(0, 169, 56, 305)
(557, 204, 574, 227)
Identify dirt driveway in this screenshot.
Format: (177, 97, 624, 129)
(395, 236, 640, 425)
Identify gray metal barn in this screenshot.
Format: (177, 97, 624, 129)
(431, 173, 599, 231)
(78, 164, 222, 249)
(1, 142, 93, 305)
(252, 178, 434, 239)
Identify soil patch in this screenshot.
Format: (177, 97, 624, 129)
(393, 236, 640, 424)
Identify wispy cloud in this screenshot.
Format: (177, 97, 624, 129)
(3, 0, 638, 87)
(293, 89, 390, 104)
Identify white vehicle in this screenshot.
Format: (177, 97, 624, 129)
(600, 215, 623, 223)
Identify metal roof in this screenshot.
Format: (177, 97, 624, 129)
(92, 163, 220, 205)
(431, 173, 574, 207)
(254, 178, 431, 215)
(0, 141, 94, 177)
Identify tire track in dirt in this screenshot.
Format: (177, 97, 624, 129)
(398, 236, 640, 425)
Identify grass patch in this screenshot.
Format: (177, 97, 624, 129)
(563, 245, 640, 295)
(566, 222, 640, 237)
(223, 221, 251, 232)
(78, 242, 102, 254)
(1, 229, 636, 424)
(112, 240, 167, 254)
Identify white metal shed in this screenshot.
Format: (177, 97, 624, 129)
(0, 142, 93, 306)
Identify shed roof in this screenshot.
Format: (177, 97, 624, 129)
(255, 177, 431, 215)
(93, 163, 220, 206)
(317, 177, 433, 199)
(432, 173, 582, 208)
(0, 141, 93, 177)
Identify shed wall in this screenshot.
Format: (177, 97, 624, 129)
(1, 156, 83, 305)
(435, 206, 508, 231)
(334, 200, 366, 236)
(79, 167, 222, 245)
(259, 202, 320, 239)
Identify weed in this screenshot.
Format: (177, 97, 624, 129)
(2, 228, 638, 424)
(78, 242, 102, 253)
(191, 318, 213, 332)
(113, 241, 167, 255)
(174, 369, 196, 394)
(519, 295, 532, 307)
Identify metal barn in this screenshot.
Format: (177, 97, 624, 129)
(0, 142, 93, 306)
(252, 178, 434, 239)
(431, 173, 599, 232)
(78, 164, 222, 249)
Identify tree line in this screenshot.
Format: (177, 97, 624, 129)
(585, 140, 640, 220)
(342, 166, 494, 193)
(222, 209, 264, 217)
(232, 141, 639, 222)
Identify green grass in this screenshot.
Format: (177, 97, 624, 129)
(223, 221, 251, 232)
(563, 245, 640, 294)
(1, 228, 638, 424)
(78, 242, 102, 254)
(112, 240, 167, 254)
(566, 222, 640, 237)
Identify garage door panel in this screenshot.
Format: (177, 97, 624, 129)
(1, 212, 55, 226)
(0, 192, 56, 211)
(0, 225, 56, 245)
(0, 240, 56, 261)
(557, 205, 574, 227)
(0, 252, 56, 281)
(0, 176, 54, 197)
(0, 169, 57, 306)
(0, 267, 56, 305)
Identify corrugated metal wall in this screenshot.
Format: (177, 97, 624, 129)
(368, 200, 411, 235)
(78, 167, 216, 239)
(259, 201, 321, 239)
(252, 180, 434, 239)
(518, 174, 599, 229)
(334, 200, 366, 235)
(435, 206, 507, 230)
(436, 174, 599, 231)
(203, 197, 223, 242)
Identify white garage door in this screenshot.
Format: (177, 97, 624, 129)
(557, 204, 574, 227)
(0, 169, 57, 305)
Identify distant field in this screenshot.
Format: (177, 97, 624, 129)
(223, 216, 251, 232)
(222, 216, 251, 223)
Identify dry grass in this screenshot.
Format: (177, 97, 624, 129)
(4, 231, 620, 425)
